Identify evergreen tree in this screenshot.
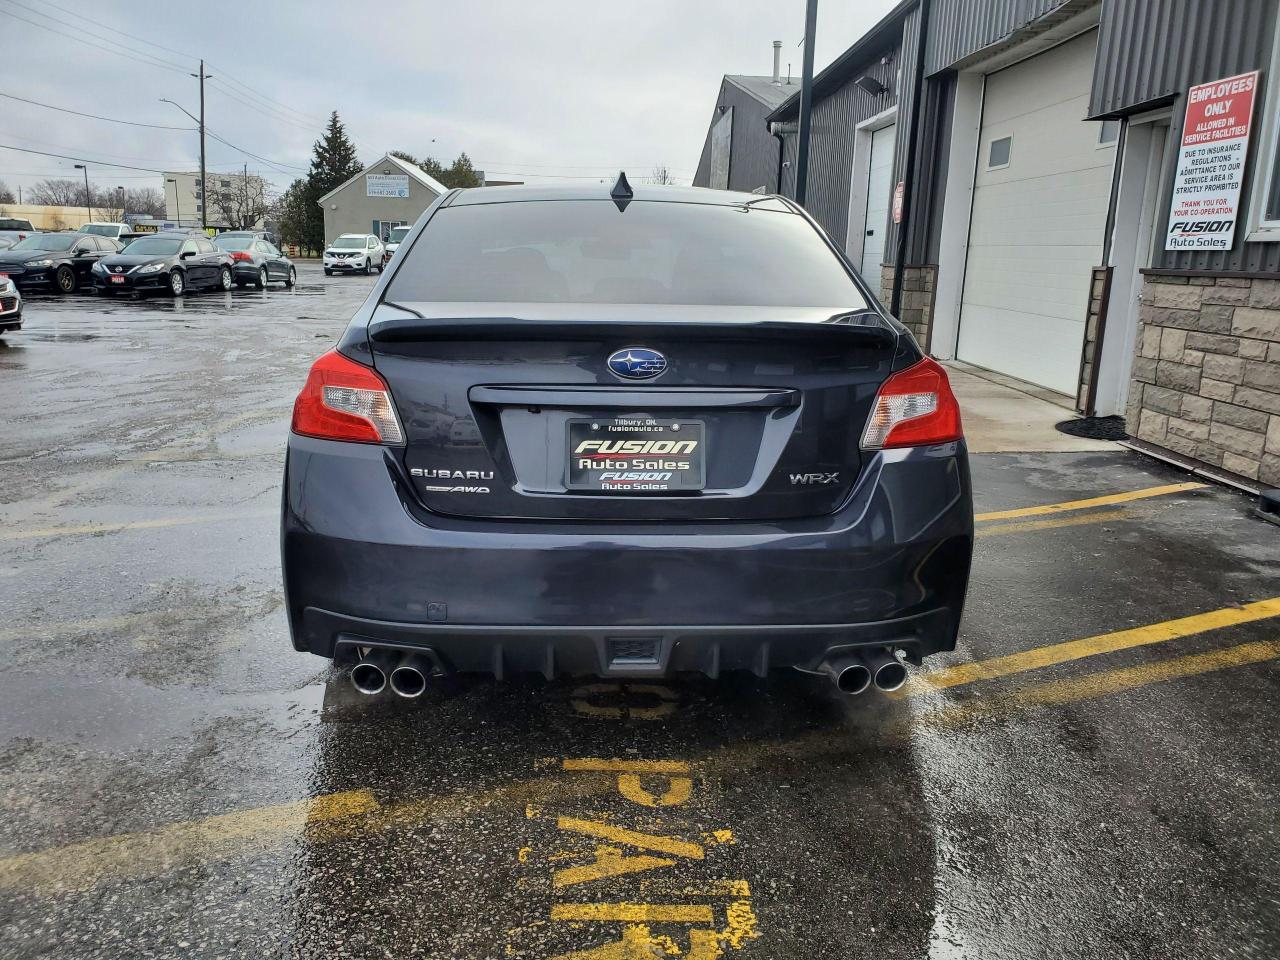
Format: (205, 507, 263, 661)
(391, 149, 481, 189)
(303, 112, 362, 251)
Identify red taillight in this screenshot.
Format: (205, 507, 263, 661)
(291, 350, 404, 445)
(861, 357, 963, 449)
(229, 251, 252, 261)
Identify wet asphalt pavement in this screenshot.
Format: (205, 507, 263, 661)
(0, 264, 1277, 959)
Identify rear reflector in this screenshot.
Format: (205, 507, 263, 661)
(861, 357, 963, 450)
(291, 349, 404, 445)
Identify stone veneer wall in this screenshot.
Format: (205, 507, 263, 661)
(879, 264, 938, 350)
(1127, 273, 1280, 486)
(1076, 267, 1110, 413)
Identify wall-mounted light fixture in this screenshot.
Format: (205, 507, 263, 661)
(855, 75, 887, 96)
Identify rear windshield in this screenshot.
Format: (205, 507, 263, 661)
(389, 226, 411, 243)
(79, 224, 119, 236)
(122, 237, 182, 256)
(0, 218, 34, 230)
(215, 237, 253, 251)
(13, 234, 76, 251)
(384, 200, 869, 308)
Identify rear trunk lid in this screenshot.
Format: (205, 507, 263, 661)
(367, 303, 900, 521)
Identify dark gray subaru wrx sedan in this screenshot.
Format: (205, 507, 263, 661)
(281, 181, 973, 699)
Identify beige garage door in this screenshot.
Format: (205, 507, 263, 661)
(956, 31, 1115, 395)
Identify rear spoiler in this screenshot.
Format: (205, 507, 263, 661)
(370, 309, 898, 348)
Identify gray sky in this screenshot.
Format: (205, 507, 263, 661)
(0, 0, 899, 198)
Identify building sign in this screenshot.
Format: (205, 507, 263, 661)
(892, 181, 905, 224)
(1165, 71, 1258, 251)
(366, 174, 410, 198)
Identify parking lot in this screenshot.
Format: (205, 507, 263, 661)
(1, 262, 1277, 959)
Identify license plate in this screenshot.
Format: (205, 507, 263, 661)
(567, 418, 705, 492)
(110, 275, 125, 284)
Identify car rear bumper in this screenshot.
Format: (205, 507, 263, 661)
(232, 263, 261, 281)
(282, 436, 974, 677)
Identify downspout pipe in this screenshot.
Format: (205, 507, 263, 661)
(890, 0, 932, 320)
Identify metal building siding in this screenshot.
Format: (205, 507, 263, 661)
(926, 0, 1073, 73)
(692, 80, 784, 193)
(1091, 0, 1280, 272)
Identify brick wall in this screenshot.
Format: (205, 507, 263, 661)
(879, 264, 938, 350)
(1127, 273, 1280, 486)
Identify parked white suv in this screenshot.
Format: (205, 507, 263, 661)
(323, 234, 384, 276)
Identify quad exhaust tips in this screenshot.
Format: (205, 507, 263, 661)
(350, 649, 434, 698)
(820, 647, 908, 695)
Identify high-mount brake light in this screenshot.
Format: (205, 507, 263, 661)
(861, 357, 963, 450)
(291, 350, 405, 445)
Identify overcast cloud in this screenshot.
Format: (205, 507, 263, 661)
(0, 0, 899, 198)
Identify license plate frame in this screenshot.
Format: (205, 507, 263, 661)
(567, 418, 706, 492)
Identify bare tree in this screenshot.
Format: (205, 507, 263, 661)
(124, 187, 165, 219)
(27, 178, 84, 206)
(649, 164, 676, 185)
(198, 175, 270, 229)
(0, 180, 14, 204)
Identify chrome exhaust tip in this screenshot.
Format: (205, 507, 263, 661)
(350, 649, 397, 696)
(864, 647, 909, 693)
(350, 661, 386, 696)
(389, 656, 429, 699)
(821, 653, 872, 696)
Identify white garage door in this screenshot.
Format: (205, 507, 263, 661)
(862, 124, 896, 279)
(956, 31, 1114, 395)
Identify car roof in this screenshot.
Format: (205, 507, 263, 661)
(447, 182, 786, 208)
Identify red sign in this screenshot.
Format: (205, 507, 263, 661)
(1165, 71, 1258, 251)
(892, 181, 905, 224)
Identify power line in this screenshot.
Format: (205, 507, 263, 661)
(0, 1, 191, 76)
(0, 91, 193, 131)
(0, 144, 168, 174)
(12, 0, 330, 131)
(203, 129, 307, 174)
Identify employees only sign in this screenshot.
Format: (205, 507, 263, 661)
(1165, 71, 1258, 251)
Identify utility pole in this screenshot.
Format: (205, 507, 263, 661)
(794, 0, 818, 206)
(244, 162, 249, 229)
(192, 60, 211, 232)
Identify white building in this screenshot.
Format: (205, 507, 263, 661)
(163, 170, 267, 229)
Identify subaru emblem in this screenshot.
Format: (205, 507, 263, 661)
(607, 347, 667, 381)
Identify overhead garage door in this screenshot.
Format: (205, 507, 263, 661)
(956, 31, 1114, 395)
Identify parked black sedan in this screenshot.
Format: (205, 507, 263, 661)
(0, 232, 119, 293)
(92, 233, 233, 297)
(213, 234, 296, 289)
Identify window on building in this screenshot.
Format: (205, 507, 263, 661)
(1248, 26, 1280, 239)
(988, 136, 1012, 169)
(1098, 119, 1121, 145)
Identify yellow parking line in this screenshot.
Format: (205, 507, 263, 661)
(551, 903, 715, 923)
(932, 639, 1280, 725)
(974, 481, 1206, 522)
(974, 508, 1129, 538)
(0, 789, 377, 895)
(0, 511, 274, 542)
(913, 597, 1280, 692)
